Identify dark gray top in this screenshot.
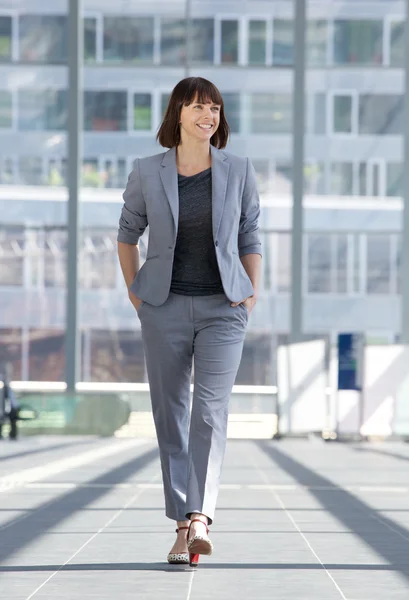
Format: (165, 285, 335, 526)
(170, 167, 224, 296)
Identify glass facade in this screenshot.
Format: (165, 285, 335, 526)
(0, 0, 407, 387)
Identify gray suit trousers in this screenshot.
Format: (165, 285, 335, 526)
(138, 292, 248, 524)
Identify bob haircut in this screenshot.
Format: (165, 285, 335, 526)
(157, 77, 230, 149)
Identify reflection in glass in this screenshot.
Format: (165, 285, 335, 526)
(330, 162, 353, 195)
(336, 236, 348, 294)
(359, 94, 403, 135)
(387, 163, 403, 197)
(19, 90, 67, 131)
(19, 157, 43, 185)
(19, 15, 67, 63)
(0, 329, 22, 379)
(307, 20, 327, 66)
(221, 20, 238, 64)
(390, 21, 404, 67)
(89, 330, 145, 383)
(334, 20, 383, 65)
(249, 20, 266, 65)
(273, 19, 293, 66)
(0, 16, 12, 62)
(0, 91, 12, 128)
(85, 91, 127, 131)
(366, 235, 391, 294)
(134, 94, 152, 131)
(333, 95, 353, 134)
(28, 329, 65, 381)
(223, 93, 240, 134)
(161, 19, 186, 65)
(277, 233, 291, 293)
(190, 19, 214, 63)
(103, 17, 154, 62)
(0, 227, 24, 286)
(313, 93, 326, 134)
(84, 17, 97, 63)
(308, 235, 331, 293)
(80, 231, 117, 289)
(250, 94, 292, 134)
(82, 159, 101, 187)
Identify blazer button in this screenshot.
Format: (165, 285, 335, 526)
(168, 245, 173, 250)
(215, 241, 219, 247)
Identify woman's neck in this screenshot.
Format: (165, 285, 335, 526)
(176, 141, 211, 176)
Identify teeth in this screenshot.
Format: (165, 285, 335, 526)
(198, 124, 212, 129)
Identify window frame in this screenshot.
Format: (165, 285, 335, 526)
(384, 14, 404, 67)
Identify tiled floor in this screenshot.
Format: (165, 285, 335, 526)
(1, 435, 409, 599)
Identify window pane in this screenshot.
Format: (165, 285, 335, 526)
(161, 19, 186, 65)
(334, 20, 383, 65)
(28, 329, 65, 381)
(221, 20, 238, 64)
(161, 93, 170, 117)
(223, 92, 240, 134)
(250, 94, 292, 134)
(84, 17, 97, 63)
(387, 163, 403, 197)
(190, 19, 214, 63)
(330, 162, 353, 195)
(304, 163, 325, 194)
(19, 157, 43, 185)
(0, 91, 12, 128)
(333, 95, 352, 133)
(277, 233, 291, 293)
(359, 95, 403, 135)
(80, 231, 117, 289)
(82, 158, 101, 187)
(20, 15, 67, 63)
(89, 330, 145, 383)
(273, 19, 293, 66)
(390, 21, 404, 67)
(0, 157, 14, 184)
(0, 16, 12, 62)
(0, 328, 22, 379)
(0, 227, 24, 286)
(366, 235, 391, 294)
(308, 235, 331, 293)
(336, 235, 348, 294)
(313, 93, 326, 134)
(19, 90, 67, 131)
(133, 93, 152, 130)
(249, 20, 266, 65)
(307, 20, 327, 66)
(103, 17, 154, 63)
(85, 91, 127, 131)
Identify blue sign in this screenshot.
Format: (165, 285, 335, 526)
(337, 333, 364, 391)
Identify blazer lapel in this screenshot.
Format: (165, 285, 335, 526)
(159, 148, 179, 231)
(211, 146, 230, 240)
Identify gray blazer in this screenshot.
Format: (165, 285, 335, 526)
(117, 145, 262, 306)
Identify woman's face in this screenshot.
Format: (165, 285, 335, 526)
(179, 94, 221, 143)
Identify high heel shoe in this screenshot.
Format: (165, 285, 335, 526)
(167, 526, 190, 564)
(187, 518, 213, 567)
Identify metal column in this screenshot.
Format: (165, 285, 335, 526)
(290, 0, 306, 341)
(65, 0, 83, 391)
(402, 2, 409, 342)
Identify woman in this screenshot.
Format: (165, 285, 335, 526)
(117, 77, 262, 567)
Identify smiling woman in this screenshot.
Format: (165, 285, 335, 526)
(117, 76, 262, 568)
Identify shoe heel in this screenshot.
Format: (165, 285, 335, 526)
(189, 553, 200, 567)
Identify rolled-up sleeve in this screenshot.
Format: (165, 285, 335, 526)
(238, 158, 262, 257)
(117, 159, 148, 245)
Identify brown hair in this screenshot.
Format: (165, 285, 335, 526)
(156, 77, 230, 149)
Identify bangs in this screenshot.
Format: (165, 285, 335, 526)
(182, 78, 223, 107)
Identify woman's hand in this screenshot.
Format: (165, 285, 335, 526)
(231, 295, 257, 314)
(128, 289, 143, 311)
